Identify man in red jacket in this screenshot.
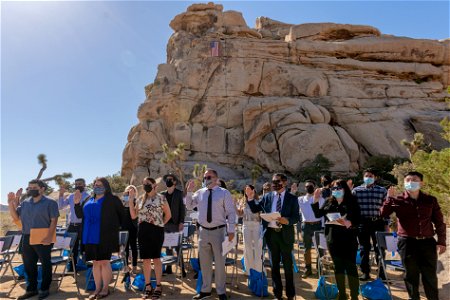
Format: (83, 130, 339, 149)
(381, 171, 446, 300)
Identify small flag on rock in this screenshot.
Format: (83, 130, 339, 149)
(210, 41, 220, 57)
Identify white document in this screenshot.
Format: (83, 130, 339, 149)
(385, 235, 398, 252)
(260, 212, 281, 222)
(163, 232, 180, 248)
(54, 236, 71, 249)
(12, 235, 22, 247)
(222, 236, 237, 256)
(326, 213, 342, 221)
(183, 226, 189, 238)
(0, 241, 4, 253)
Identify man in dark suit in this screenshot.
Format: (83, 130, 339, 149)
(247, 173, 300, 300)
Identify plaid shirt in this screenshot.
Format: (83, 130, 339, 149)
(352, 184, 387, 218)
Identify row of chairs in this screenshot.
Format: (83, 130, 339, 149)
(313, 230, 405, 299)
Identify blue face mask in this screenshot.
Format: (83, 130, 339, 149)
(363, 177, 375, 185)
(332, 190, 344, 199)
(94, 187, 105, 195)
(123, 195, 129, 202)
(405, 181, 420, 192)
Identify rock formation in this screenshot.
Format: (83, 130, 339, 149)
(122, 2, 449, 186)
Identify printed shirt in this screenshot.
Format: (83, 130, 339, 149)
(352, 184, 387, 218)
(136, 193, 168, 227)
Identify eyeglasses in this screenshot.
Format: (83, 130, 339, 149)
(331, 187, 343, 191)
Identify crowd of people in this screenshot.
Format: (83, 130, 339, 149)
(6, 167, 447, 300)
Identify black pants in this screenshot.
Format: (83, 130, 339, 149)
(67, 223, 82, 268)
(21, 235, 53, 292)
(329, 244, 360, 300)
(358, 218, 385, 275)
(397, 237, 438, 300)
(265, 229, 295, 298)
(125, 226, 138, 266)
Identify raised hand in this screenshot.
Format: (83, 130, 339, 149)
(73, 190, 82, 204)
(128, 188, 136, 200)
(7, 192, 17, 206)
(347, 179, 354, 190)
(387, 186, 397, 198)
(290, 183, 298, 194)
(244, 186, 255, 200)
(186, 179, 195, 192)
(313, 188, 322, 203)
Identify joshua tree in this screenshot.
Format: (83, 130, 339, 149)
(160, 143, 186, 189)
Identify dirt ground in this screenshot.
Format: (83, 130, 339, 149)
(1, 229, 448, 300)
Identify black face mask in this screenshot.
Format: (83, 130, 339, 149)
(306, 186, 315, 194)
(272, 180, 283, 192)
(165, 180, 174, 188)
(143, 184, 153, 193)
(27, 189, 40, 198)
(75, 186, 84, 193)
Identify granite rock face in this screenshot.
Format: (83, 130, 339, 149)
(122, 2, 449, 185)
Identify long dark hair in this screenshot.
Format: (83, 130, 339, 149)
(243, 184, 259, 201)
(93, 177, 113, 197)
(328, 179, 354, 204)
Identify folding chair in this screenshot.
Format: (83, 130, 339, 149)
(375, 231, 405, 298)
(0, 235, 15, 278)
(313, 230, 335, 299)
(181, 223, 197, 269)
(4, 231, 22, 282)
(44, 232, 79, 294)
(85, 230, 129, 292)
(161, 231, 183, 293)
(225, 230, 240, 297)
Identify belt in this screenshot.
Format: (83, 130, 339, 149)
(269, 227, 282, 232)
(69, 223, 82, 226)
(400, 236, 432, 240)
(199, 224, 226, 231)
(304, 221, 322, 225)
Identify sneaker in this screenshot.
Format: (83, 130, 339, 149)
(218, 294, 228, 300)
(192, 292, 212, 299)
(17, 291, 38, 300)
(302, 268, 312, 278)
(359, 273, 371, 281)
(38, 290, 50, 300)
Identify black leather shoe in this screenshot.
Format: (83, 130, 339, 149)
(17, 290, 38, 299)
(38, 290, 50, 300)
(218, 294, 228, 300)
(192, 292, 212, 299)
(302, 268, 312, 278)
(359, 273, 371, 281)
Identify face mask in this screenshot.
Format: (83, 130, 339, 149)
(332, 190, 344, 199)
(27, 189, 40, 198)
(165, 179, 174, 188)
(143, 184, 153, 193)
(272, 181, 283, 191)
(123, 195, 129, 202)
(405, 181, 420, 192)
(93, 187, 105, 195)
(363, 177, 375, 185)
(306, 186, 315, 194)
(75, 186, 85, 193)
(203, 177, 213, 188)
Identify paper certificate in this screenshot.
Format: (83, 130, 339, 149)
(260, 212, 281, 222)
(30, 228, 56, 245)
(222, 236, 237, 256)
(325, 213, 346, 226)
(163, 232, 180, 248)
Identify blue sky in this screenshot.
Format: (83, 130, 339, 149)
(1, 1, 449, 202)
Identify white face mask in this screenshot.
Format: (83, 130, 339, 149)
(405, 181, 421, 192)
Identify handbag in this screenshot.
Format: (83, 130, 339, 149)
(315, 276, 338, 300)
(249, 268, 268, 297)
(360, 278, 391, 300)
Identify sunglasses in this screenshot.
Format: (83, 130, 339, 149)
(203, 176, 212, 180)
(331, 187, 343, 191)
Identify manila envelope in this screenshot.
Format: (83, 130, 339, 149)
(30, 228, 56, 245)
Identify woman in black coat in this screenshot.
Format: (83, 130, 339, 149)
(74, 177, 124, 299)
(311, 179, 361, 300)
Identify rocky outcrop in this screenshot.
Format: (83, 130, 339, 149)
(122, 2, 449, 185)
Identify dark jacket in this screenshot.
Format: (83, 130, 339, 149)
(311, 196, 360, 252)
(248, 191, 300, 245)
(161, 188, 186, 226)
(74, 194, 124, 251)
